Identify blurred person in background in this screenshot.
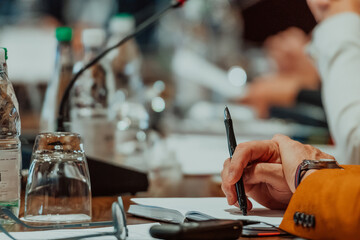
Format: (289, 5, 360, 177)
(240, 27, 321, 119)
(307, 0, 360, 164)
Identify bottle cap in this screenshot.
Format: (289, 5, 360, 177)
(109, 13, 135, 35)
(55, 27, 73, 42)
(82, 29, 106, 48)
(0, 48, 8, 60)
(3, 48, 8, 60)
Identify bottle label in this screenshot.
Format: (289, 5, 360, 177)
(0, 150, 20, 201)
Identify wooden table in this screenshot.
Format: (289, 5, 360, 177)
(5, 175, 289, 239)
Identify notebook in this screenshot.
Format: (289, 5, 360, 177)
(128, 197, 284, 226)
(128, 204, 216, 223)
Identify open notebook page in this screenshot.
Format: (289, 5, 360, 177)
(131, 197, 284, 227)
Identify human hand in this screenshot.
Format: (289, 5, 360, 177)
(221, 134, 334, 210)
(265, 28, 312, 75)
(239, 75, 301, 118)
(307, 0, 360, 21)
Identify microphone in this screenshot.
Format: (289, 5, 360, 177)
(56, 0, 187, 131)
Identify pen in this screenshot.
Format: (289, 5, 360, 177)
(224, 106, 247, 216)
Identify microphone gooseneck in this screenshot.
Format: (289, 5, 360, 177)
(56, 0, 187, 131)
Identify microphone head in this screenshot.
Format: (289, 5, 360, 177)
(173, 0, 187, 7)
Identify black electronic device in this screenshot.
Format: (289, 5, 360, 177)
(149, 220, 243, 240)
(241, 222, 290, 237)
(86, 156, 148, 196)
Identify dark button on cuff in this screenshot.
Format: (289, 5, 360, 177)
(303, 214, 310, 228)
(293, 212, 300, 225)
(298, 213, 305, 226)
(309, 215, 316, 228)
(294, 212, 315, 228)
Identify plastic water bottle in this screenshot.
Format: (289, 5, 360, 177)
(70, 29, 116, 161)
(107, 13, 143, 94)
(0, 48, 21, 224)
(107, 14, 149, 168)
(40, 27, 74, 132)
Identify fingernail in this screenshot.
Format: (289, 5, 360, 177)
(247, 199, 253, 211)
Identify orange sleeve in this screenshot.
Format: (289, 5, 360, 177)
(280, 165, 360, 239)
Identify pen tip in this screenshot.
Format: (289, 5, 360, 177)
(242, 209, 247, 216)
(224, 106, 231, 119)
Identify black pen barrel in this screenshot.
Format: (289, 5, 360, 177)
(236, 177, 247, 216)
(224, 119, 237, 157)
(224, 107, 248, 216)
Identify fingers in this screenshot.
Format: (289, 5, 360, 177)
(227, 140, 280, 185)
(221, 158, 237, 205)
(221, 180, 237, 205)
(221, 140, 280, 206)
(243, 163, 286, 188)
(243, 162, 293, 209)
(222, 134, 336, 210)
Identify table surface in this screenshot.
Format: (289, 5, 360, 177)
(5, 175, 290, 240)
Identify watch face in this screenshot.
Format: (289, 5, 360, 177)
(302, 159, 341, 170)
(319, 159, 336, 162)
(303, 159, 336, 164)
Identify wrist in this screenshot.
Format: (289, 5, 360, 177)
(292, 169, 317, 193)
(294, 159, 341, 190)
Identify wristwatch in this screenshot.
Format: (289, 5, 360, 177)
(295, 159, 343, 189)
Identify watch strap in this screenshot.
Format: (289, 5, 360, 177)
(295, 159, 342, 189)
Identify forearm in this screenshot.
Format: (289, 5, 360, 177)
(309, 13, 360, 164)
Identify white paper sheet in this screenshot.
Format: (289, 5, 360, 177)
(131, 197, 283, 227)
(0, 223, 158, 240)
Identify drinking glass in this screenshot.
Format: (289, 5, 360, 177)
(24, 132, 92, 223)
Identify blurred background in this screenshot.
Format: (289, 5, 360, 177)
(0, 0, 334, 194)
